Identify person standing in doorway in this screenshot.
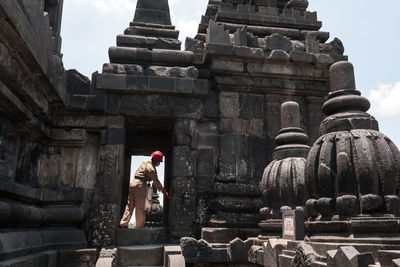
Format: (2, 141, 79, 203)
(120, 151, 169, 228)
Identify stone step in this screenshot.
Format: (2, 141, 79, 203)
(0, 251, 57, 267)
(117, 245, 164, 266)
(0, 229, 87, 261)
(116, 227, 167, 246)
(0, 249, 97, 267)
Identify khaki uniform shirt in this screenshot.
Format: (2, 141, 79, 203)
(134, 160, 164, 192)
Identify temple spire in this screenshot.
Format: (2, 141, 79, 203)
(133, 0, 172, 26)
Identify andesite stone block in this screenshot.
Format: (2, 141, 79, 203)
(239, 94, 264, 119)
(264, 239, 288, 267)
(228, 237, 255, 262)
(168, 254, 185, 267)
(180, 237, 228, 263)
(172, 146, 194, 178)
(211, 60, 244, 72)
(66, 69, 90, 94)
(164, 245, 182, 267)
(57, 249, 97, 267)
(172, 177, 195, 194)
(290, 51, 317, 64)
(194, 149, 215, 176)
(170, 193, 196, 226)
(206, 20, 231, 45)
(219, 91, 240, 118)
(117, 245, 164, 266)
(265, 33, 293, 52)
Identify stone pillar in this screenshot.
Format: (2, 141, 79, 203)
(169, 145, 196, 241)
(90, 117, 125, 247)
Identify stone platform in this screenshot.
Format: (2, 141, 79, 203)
(116, 227, 167, 246)
(96, 227, 181, 267)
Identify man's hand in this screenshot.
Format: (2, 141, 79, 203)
(162, 189, 169, 198)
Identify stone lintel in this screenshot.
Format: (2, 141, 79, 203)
(96, 73, 209, 97)
(109, 47, 195, 66)
(247, 61, 328, 80)
(56, 115, 108, 129)
(214, 75, 329, 96)
(49, 129, 88, 147)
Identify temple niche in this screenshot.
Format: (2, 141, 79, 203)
(1, 0, 400, 266)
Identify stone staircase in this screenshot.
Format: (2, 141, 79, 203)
(115, 227, 171, 267)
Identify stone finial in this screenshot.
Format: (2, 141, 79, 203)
(305, 61, 400, 220)
(329, 61, 356, 92)
(320, 61, 377, 134)
(281, 101, 300, 128)
(133, 0, 172, 25)
(274, 101, 309, 160)
(259, 101, 309, 220)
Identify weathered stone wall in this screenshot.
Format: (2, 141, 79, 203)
(0, 1, 98, 264)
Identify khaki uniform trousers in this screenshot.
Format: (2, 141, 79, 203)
(120, 179, 147, 228)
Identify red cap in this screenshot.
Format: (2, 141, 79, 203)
(151, 151, 164, 162)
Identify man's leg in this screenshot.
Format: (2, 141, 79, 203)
(134, 183, 147, 228)
(120, 186, 135, 227)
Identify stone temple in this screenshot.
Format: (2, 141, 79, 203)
(0, 0, 399, 266)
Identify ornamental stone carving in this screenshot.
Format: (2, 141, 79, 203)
(305, 62, 400, 218)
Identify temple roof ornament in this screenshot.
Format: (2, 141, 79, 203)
(260, 101, 310, 219)
(305, 62, 400, 219)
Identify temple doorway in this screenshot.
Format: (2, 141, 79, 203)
(120, 121, 173, 229)
(123, 155, 166, 228)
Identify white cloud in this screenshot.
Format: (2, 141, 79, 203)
(369, 82, 400, 117)
(176, 19, 200, 43)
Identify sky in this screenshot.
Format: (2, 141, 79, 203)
(61, 0, 400, 148)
